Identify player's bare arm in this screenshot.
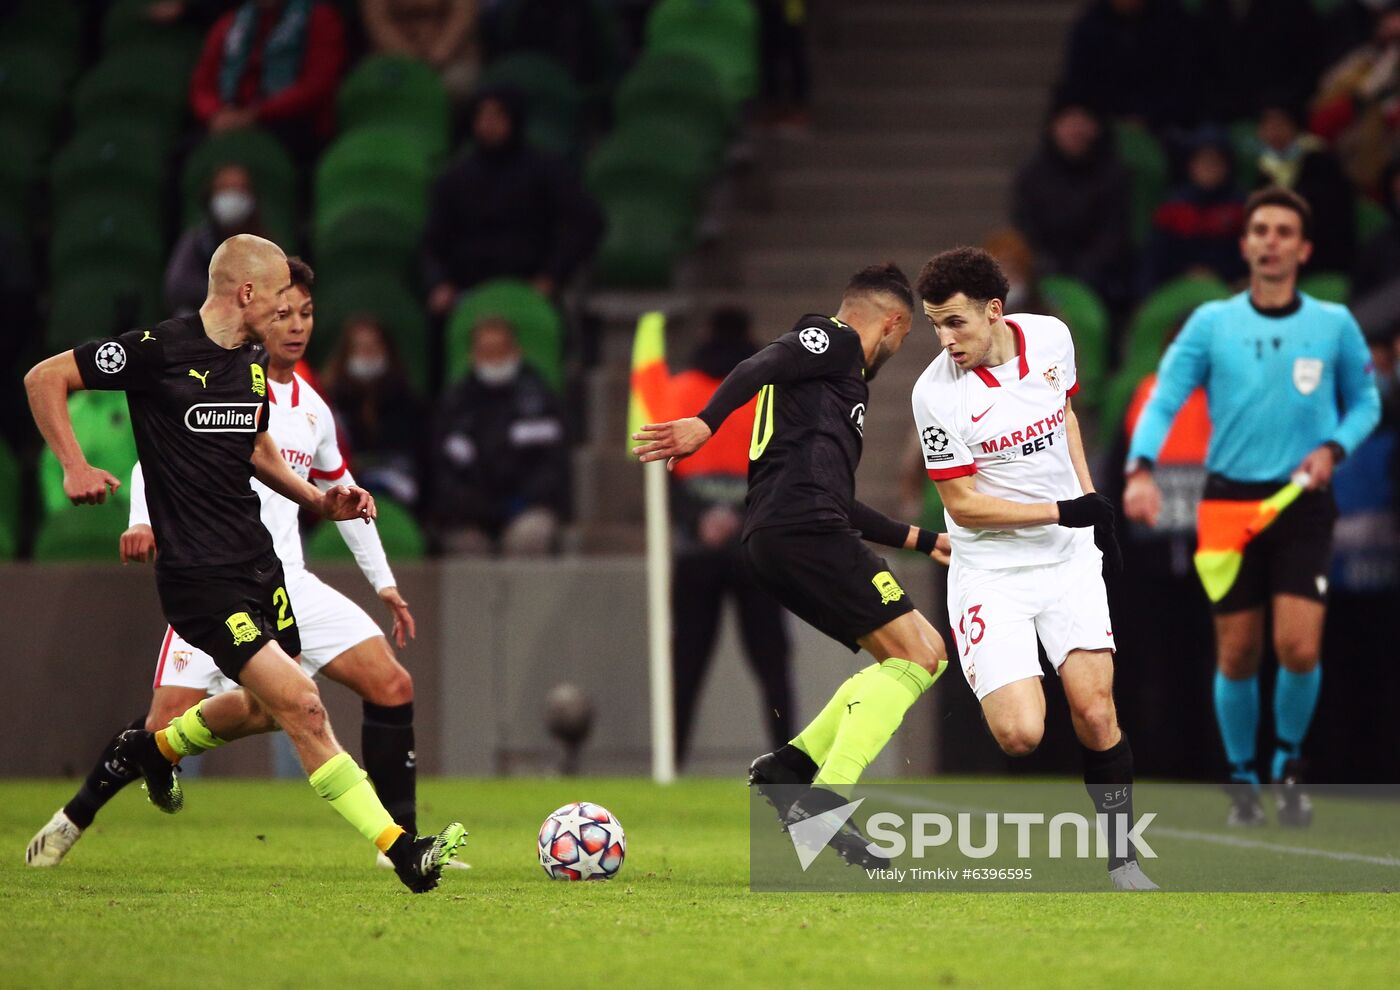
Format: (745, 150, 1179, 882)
(120, 524, 156, 564)
(378, 586, 416, 649)
(251, 432, 376, 523)
(24, 350, 121, 504)
(1064, 397, 1096, 494)
(632, 417, 713, 468)
(933, 474, 1061, 529)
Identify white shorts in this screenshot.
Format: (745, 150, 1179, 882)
(152, 570, 384, 694)
(946, 544, 1115, 701)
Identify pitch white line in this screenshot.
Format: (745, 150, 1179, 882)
(877, 791, 1400, 868)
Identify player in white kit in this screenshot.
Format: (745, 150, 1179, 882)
(26, 259, 455, 872)
(912, 247, 1156, 891)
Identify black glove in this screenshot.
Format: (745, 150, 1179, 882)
(1095, 520, 1123, 575)
(1056, 492, 1115, 529)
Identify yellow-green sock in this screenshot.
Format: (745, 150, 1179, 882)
(156, 701, 226, 761)
(814, 657, 943, 792)
(791, 664, 879, 765)
(309, 752, 405, 852)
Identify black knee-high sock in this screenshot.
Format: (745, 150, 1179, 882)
(63, 716, 146, 829)
(362, 701, 416, 835)
(1083, 732, 1137, 872)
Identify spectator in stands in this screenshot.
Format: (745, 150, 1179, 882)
(361, 0, 479, 100)
(1140, 127, 1247, 291)
(1012, 98, 1133, 310)
(190, 0, 347, 156)
(1058, 0, 1197, 130)
(1310, 3, 1400, 195)
(669, 307, 793, 768)
(423, 85, 604, 318)
(1193, 0, 1323, 122)
(756, 0, 812, 134)
(427, 317, 569, 555)
(1355, 158, 1400, 296)
(1254, 97, 1356, 273)
(981, 228, 1050, 315)
(163, 163, 268, 316)
(322, 314, 425, 507)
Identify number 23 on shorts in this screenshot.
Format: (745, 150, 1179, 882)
(958, 604, 985, 656)
(271, 586, 295, 630)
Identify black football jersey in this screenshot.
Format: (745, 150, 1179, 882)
(740, 315, 868, 538)
(73, 315, 274, 570)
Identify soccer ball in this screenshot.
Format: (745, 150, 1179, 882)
(537, 801, 626, 881)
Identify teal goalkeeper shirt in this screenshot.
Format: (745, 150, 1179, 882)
(1128, 291, 1381, 483)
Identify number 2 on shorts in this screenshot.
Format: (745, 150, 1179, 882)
(272, 586, 295, 630)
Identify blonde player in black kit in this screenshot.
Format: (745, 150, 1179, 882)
(634, 264, 950, 867)
(24, 234, 466, 892)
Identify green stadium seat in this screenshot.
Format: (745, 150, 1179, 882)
(336, 55, 449, 160)
(615, 52, 733, 138)
(32, 500, 131, 563)
(1038, 275, 1110, 408)
(585, 145, 705, 219)
(493, 0, 627, 105)
(646, 0, 758, 106)
(592, 192, 694, 290)
(182, 129, 299, 230)
(1124, 275, 1231, 377)
(1299, 271, 1351, 303)
(0, 440, 19, 550)
(446, 279, 564, 389)
(314, 126, 432, 231)
(312, 276, 430, 391)
(306, 497, 425, 562)
(0, 44, 73, 152)
(72, 45, 198, 139)
(50, 196, 165, 276)
(313, 203, 423, 287)
(39, 391, 137, 517)
(0, 118, 48, 234)
(103, 0, 204, 54)
(477, 53, 586, 158)
(51, 121, 170, 212)
(47, 264, 164, 349)
(1356, 196, 1391, 244)
(586, 117, 720, 213)
(1115, 123, 1169, 245)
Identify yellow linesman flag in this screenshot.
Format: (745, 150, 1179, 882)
(1193, 479, 1306, 602)
(627, 311, 670, 457)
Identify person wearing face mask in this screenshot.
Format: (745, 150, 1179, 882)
(427, 317, 570, 555)
(163, 163, 266, 317)
(1252, 97, 1356, 274)
(322, 316, 425, 507)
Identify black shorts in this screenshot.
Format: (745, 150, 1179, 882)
(154, 549, 302, 682)
(741, 523, 916, 652)
(1204, 475, 1337, 615)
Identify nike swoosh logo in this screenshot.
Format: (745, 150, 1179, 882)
(971, 406, 994, 422)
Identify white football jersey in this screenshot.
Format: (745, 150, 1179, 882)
(912, 313, 1091, 569)
(248, 373, 347, 575)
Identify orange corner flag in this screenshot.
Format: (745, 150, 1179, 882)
(627, 311, 670, 457)
(1193, 479, 1307, 602)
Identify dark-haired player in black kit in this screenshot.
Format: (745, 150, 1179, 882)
(634, 264, 951, 866)
(24, 234, 466, 892)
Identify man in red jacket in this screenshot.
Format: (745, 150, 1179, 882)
(190, 0, 347, 154)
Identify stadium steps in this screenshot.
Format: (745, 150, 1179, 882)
(572, 0, 1078, 551)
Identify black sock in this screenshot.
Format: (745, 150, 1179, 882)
(774, 743, 818, 781)
(1082, 731, 1136, 872)
(362, 701, 416, 835)
(63, 716, 146, 829)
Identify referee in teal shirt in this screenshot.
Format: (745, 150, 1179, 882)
(1125, 188, 1381, 827)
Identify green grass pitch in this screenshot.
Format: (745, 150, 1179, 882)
(1, 778, 1395, 989)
